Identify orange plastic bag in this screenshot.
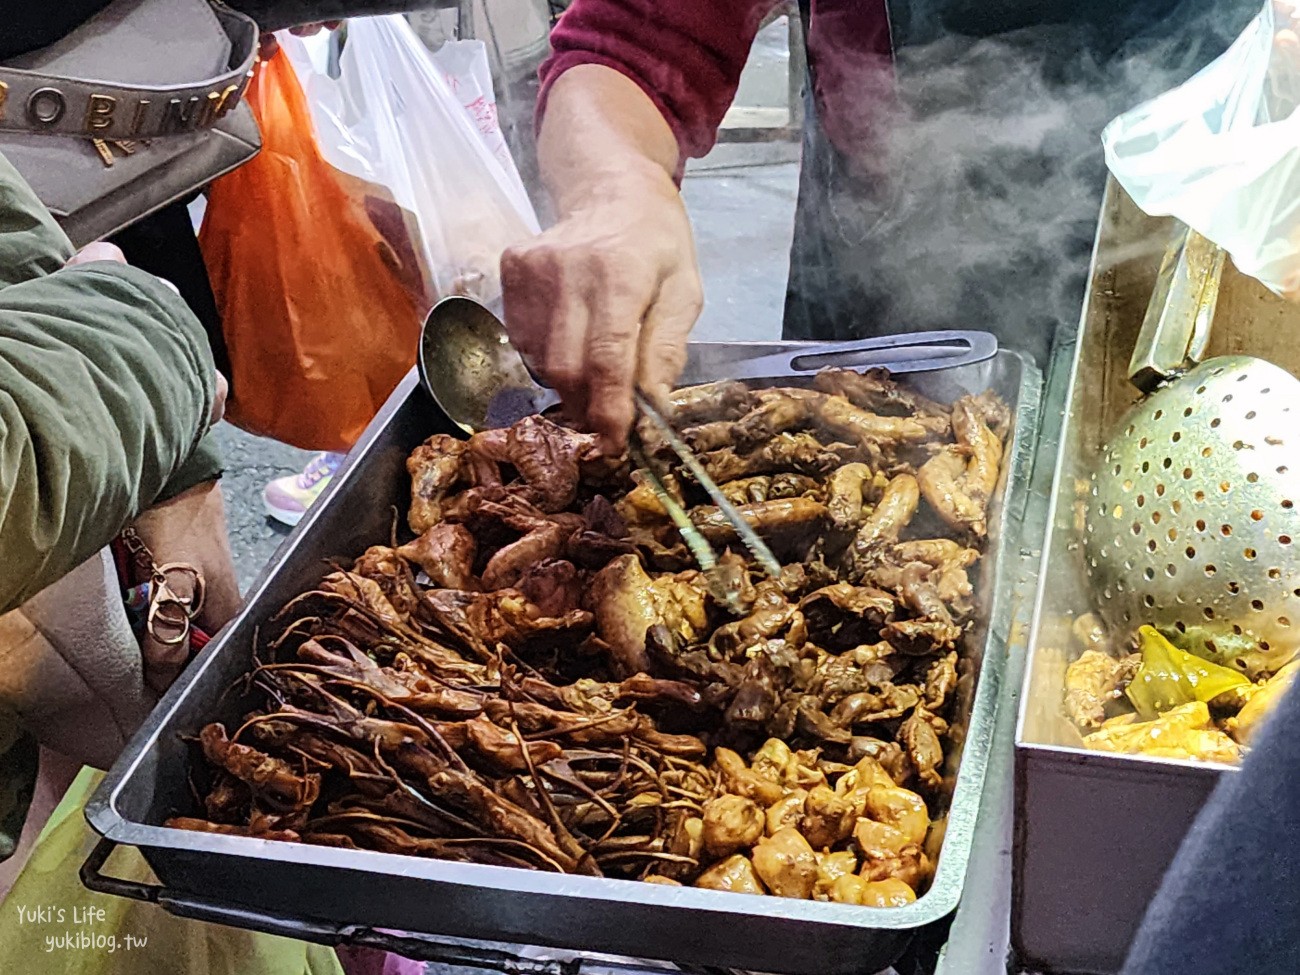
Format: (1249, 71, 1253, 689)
(199, 50, 427, 452)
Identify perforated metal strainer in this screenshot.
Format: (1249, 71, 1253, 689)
(1084, 230, 1300, 671)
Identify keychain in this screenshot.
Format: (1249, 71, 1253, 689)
(116, 528, 210, 653)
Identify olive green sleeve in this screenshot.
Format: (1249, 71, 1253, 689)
(0, 263, 218, 614)
(0, 155, 223, 858)
(0, 150, 229, 612)
(0, 155, 74, 288)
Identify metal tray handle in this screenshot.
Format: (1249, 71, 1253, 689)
(80, 838, 744, 975)
(723, 330, 998, 381)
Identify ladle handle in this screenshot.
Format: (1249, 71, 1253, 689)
(1128, 224, 1223, 393)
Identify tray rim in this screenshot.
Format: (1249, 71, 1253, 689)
(85, 345, 1044, 943)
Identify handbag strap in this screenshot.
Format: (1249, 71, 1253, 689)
(0, 4, 259, 142)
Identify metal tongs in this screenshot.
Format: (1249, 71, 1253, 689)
(627, 389, 781, 612)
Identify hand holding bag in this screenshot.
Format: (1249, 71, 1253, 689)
(0, 0, 261, 247)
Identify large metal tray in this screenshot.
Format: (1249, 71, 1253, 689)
(1013, 184, 1300, 974)
(85, 343, 1041, 975)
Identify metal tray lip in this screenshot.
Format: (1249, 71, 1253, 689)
(87, 344, 1041, 939)
(241, 369, 425, 599)
(1015, 739, 1241, 776)
(83, 820, 958, 930)
(1014, 314, 1091, 754)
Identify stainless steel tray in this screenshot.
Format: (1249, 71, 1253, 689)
(85, 343, 1042, 975)
(1013, 183, 1300, 974)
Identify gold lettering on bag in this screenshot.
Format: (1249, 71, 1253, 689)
(129, 99, 151, 136)
(162, 96, 202, 133)
(90, 139, 139, 168)
(0, 82, 8, 122)
(201, 85, 240, 125)
(91, 138, 115, 167)
(26, 87, 66, 127)
(84, 94, 117, 132)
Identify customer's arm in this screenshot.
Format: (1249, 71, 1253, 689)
(0, 153, 73, 287)
(501, 0, 772, 451)
(0, 157, 221, 614)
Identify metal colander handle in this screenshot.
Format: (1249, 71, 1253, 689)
(1128, 225, 1224, 393)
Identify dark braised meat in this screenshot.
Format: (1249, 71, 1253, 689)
(668, 380, 756, 426)
(407, 434, 469, 533)
(701, 432, 844, 483)
(690, 498, 830, 549)
(398, 524, 478, 591)
(917, 393, 1009, 538)
(844, 474, 922, 578)
(814, 368, 951, 422)
(468, 416, 598, 513)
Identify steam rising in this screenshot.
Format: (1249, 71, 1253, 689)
(810, 0, 1259, 366)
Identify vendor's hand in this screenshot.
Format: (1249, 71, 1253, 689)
(500, 164, 703, 454)
(131, 481, 242, 693)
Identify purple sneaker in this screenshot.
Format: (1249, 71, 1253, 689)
(262, 451, 345, 527)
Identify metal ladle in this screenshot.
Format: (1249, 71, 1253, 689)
(417, 296, 560, 435)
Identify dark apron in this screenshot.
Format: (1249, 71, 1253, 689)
(783, 0, 1256, 368)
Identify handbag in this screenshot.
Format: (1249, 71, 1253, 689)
(0, 0, 261, 248)
(226, 1, 454, 32)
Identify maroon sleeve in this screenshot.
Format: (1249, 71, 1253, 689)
(539, 0, 778, 165)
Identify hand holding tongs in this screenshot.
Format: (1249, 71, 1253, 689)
(628, 389, 782, 611)
(621, 330, 999, 604)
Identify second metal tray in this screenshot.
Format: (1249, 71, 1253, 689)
(1014, 183, 1300, 974)
(85, 344, 1041, 975)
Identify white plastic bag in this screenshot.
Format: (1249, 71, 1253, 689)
(429, 39, 517, 174)
(280, 18, 539, 307)
(1103, 1, 1300, 295)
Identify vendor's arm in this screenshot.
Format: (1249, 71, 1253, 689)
(502, 0, 773, 451)
(0, 157, 222, 614)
